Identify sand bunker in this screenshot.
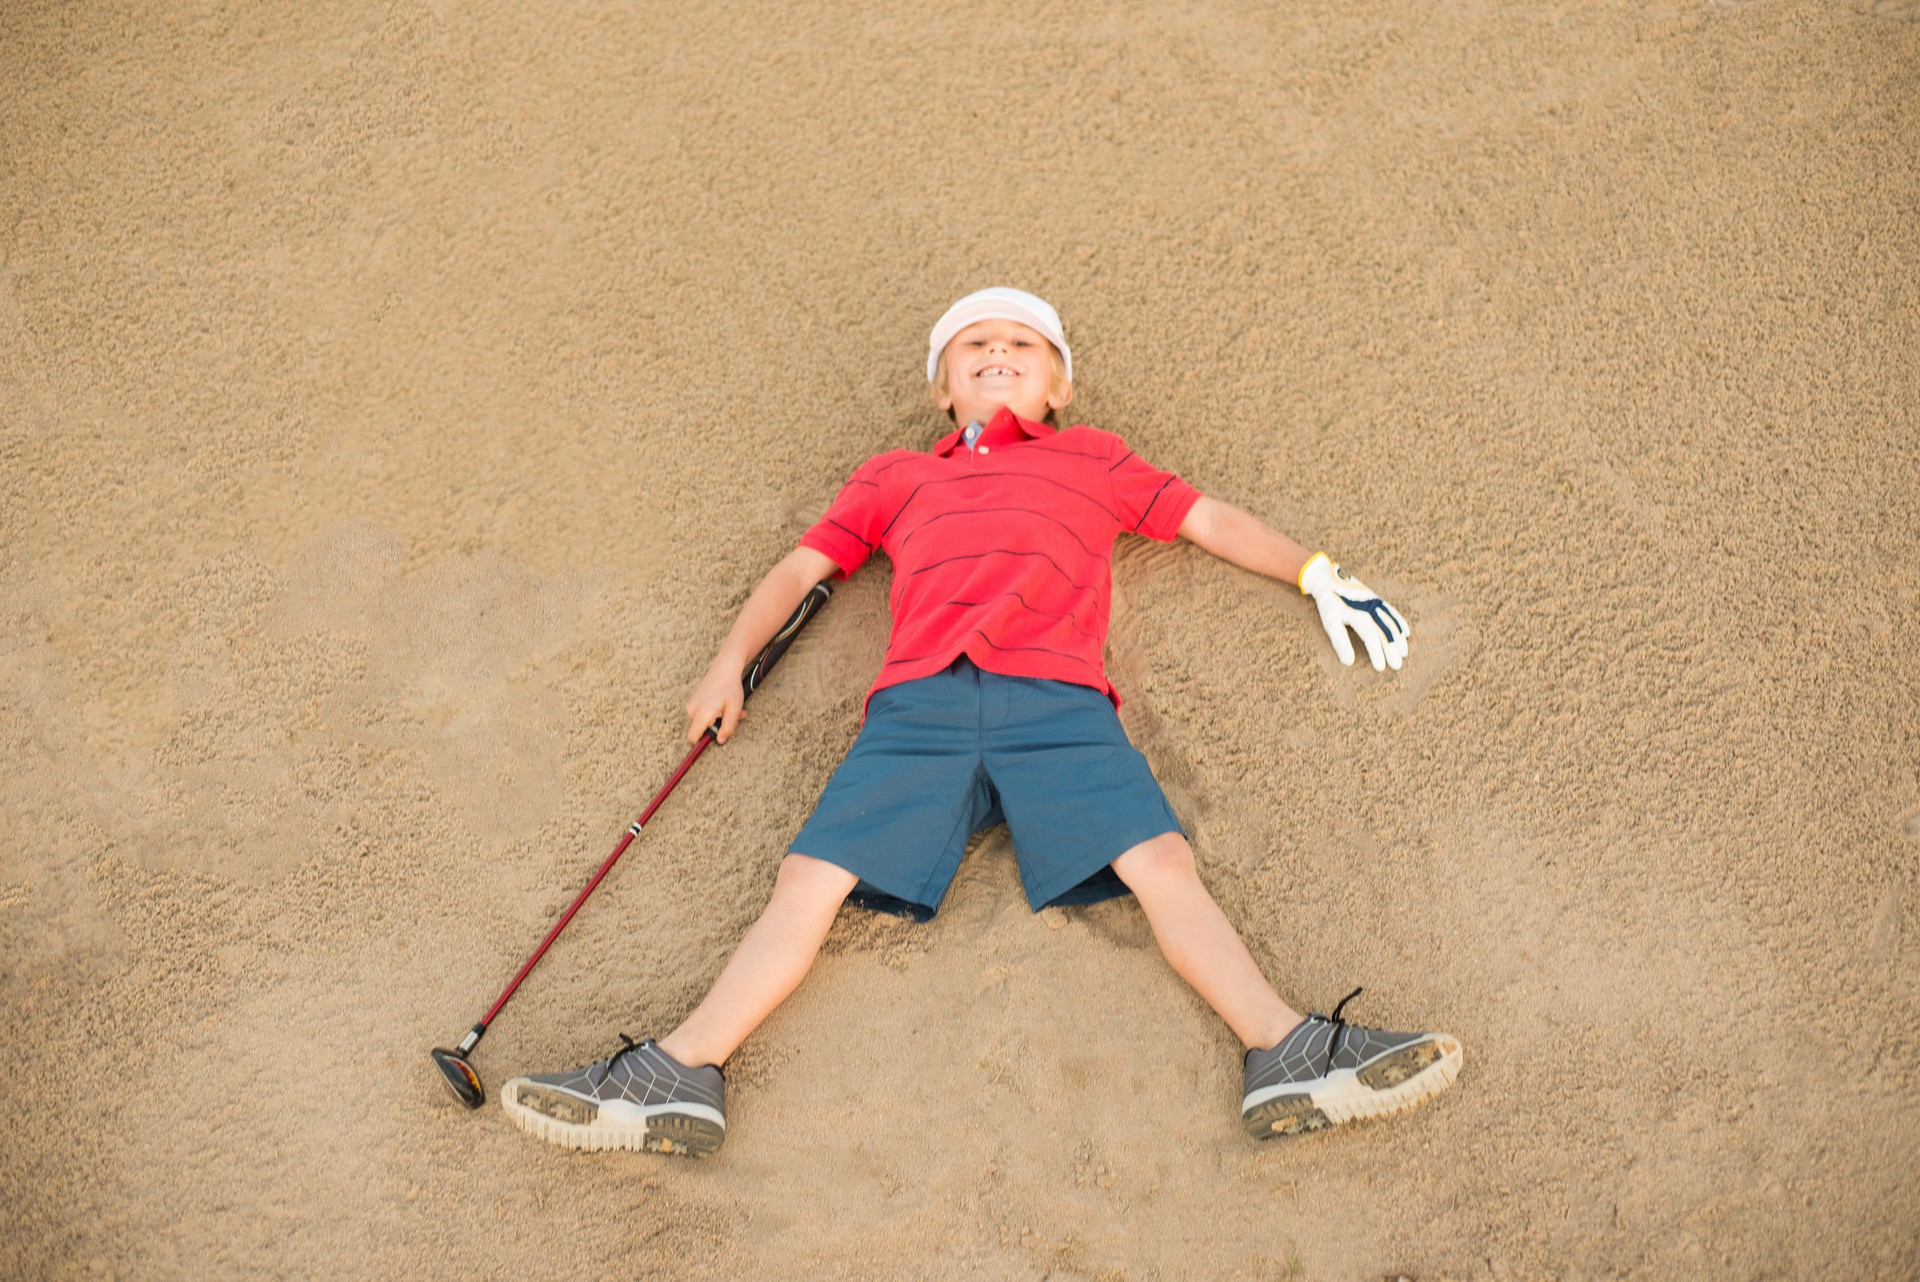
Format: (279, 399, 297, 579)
(3, 2, 1916, 1277)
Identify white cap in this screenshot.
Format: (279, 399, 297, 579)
(926, 287, 1072, 383)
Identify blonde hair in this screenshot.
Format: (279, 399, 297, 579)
(930, 343, 1072, 423)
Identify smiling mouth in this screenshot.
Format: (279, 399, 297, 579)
(976, 365, 1019, 378)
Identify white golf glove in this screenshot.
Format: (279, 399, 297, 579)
(1298, 552, 1410, 672)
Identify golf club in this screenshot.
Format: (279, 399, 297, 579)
(431, 579, 834, 1109)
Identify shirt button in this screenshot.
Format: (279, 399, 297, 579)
(979, 445, 990, 454)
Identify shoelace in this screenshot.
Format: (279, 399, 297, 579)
(594, 1032, 647, 1085)
(1323, 987, 1364, 1078)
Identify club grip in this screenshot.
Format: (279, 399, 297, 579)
(740, 579, 834, 703)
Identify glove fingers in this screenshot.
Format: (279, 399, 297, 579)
(1378, 606, 1407, 670)
(1320, 607, 1356, 666)
(1368, 597, 1409, 670)
(1359, 622, 1387, 672)
(1381, 600, 1410, 643)
(1317, 586, 1415, 672)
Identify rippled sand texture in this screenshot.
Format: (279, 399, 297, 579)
(3, 2, 1916, 1278)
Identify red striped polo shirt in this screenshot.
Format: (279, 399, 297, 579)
(798, 405, 1202, 710)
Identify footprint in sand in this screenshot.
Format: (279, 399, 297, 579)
(1902, 807, 1920, 842)
(1867, 0, 1920, 20)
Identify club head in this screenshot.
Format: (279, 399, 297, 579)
(431, 1047, 486, 1109)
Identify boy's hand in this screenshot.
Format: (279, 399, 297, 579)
(685, 662, 747, 744)
(1298, 552, 1410, 672)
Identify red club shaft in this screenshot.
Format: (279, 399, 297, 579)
(478, 731, 716, 1029)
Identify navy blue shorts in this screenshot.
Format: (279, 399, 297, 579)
(790, 658, 1184, 921)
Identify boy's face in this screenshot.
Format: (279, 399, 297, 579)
(935, 319, 1073, 427)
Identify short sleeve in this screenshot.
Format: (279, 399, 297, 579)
(798, 456, 889, 578)
(1106, 435, 1202, 543)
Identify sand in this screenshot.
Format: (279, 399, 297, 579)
(3, 1, 1917, 1278)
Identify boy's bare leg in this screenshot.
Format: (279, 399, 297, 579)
(657, 853, 858, 1069)
(1110, 831, 1303, 1051)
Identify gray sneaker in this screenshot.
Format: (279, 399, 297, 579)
(1242, 989, 1461, 1139)
(501, 1035, 726, 1156)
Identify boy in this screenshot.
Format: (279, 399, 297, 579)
(501, 288, 1461, 1157)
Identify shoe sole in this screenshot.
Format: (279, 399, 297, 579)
(500, 1079, 726, 1157)
(1241, 1034, 1462, 1140)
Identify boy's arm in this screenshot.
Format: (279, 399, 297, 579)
(685, 546, 842, 744)
(1176, 495, 1313, 586)
(1178, 495, 1410, 671)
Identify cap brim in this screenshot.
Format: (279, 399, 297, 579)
(927, 300, 1072, 382)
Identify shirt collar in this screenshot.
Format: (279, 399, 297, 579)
(931, 404, 1056, 457)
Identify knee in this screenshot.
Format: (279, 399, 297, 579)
(1110, 831, 1196, 891)
(773, 852, 858, 911)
